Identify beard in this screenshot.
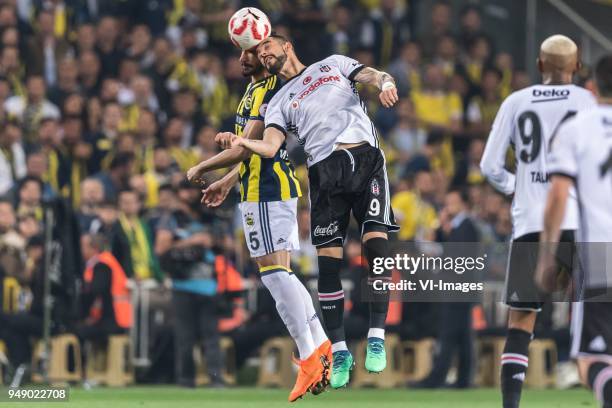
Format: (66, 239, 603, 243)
(266, 52, 287, 75)
(241, 63, 264, 78)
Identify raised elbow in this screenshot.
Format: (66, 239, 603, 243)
(479, 158, 493, 177)
(262, 150, 276, 159)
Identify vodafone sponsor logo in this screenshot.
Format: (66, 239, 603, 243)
(297, 75, 341, 100)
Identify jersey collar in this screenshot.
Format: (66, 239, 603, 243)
(284, 67, 308, 84)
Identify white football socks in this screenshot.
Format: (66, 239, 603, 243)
(368, 328, 385, 340)
(289, 273, 328, 348)
(331, 341, 348, 353)
(261, 268, 315, 359)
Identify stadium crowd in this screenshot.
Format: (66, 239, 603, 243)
(0, 0, 589, 387)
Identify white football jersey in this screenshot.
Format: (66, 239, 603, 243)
(264, 55, 379, 166)
(480, 84, 597, 238)
(549, 105, 612, 290)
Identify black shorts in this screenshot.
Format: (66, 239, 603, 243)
(505, 230, 575, 311)
(308, 143, 399, 246)
(571, 301, 612, 358)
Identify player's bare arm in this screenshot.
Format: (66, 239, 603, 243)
(232, 126, 285, 159)
(353, 67, 399, 108)
(535, 175, 572, 292)
(201, 165, 240, 207)
(186, 119, 264, 183)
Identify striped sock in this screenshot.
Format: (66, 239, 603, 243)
(501, 329, 532, 408)
(588, 362, 612, 406)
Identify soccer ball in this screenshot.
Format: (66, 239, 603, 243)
(228, 7, 271, 51)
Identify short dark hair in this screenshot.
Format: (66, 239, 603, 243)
(595, 55, 612, 97)
(447, 186, 470, 204)
(268, 32, 289, 45)
(110, 152, 134, 170)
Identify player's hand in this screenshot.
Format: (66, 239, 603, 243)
(215, 132, 235, 149)
(201, 179, 232, 207)
(186, 164, 206, 185)
(535, 250, 558, 293)
(379, 84, 399, 108)
(230, 135, 243, 149)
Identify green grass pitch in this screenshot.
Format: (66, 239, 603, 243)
(0, 387, 599, 407)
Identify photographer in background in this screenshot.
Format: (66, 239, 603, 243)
(155, 181, 223, 388)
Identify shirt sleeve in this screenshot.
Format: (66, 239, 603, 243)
(549, 118, 579, 180)
(480, 95, 516, 195)
(328, 54, 365, 81)
(263, 95, 287, 135)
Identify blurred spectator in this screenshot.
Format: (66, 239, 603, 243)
(171, 88, 205, 147)
(412, 188, 479, 389)
(452, 139, 486, 187)
(324, 3, 359, 56)
(95, 16, 124, 79)
(14, 176, 43, 222)
(391, 170, 439, 241)
(94, 152, 135, 202)
(78, 51, 102, 97)
(420, 1, 452, 60)
(75, 233, 132, 344)
(411, 64, 463, 178)
(466, 68, 504, 138)
(23, 9, 71, 85)
(4, 76, 60, 145)
(460, 35, 493, 91)
(388, 99, 427, 168)
(50, 61, 81, 107)
(89, 199, 118, 238)
(78, 178, 106, 232)
(19, 150, 55, 200)
(388, 41, 423, 96)
(57, 114, 90, 206)
(0, 120, 26, 196)
(155, 180, 224, 387)
(163, 117, 199, 172)
(0, 199, 25, 280)
(433, 35, 459, 79)
(111, 189, 162, 281)
(0, 46, 24, 97)
(458, 5, 492, 55)
(360, 0, 411, 67)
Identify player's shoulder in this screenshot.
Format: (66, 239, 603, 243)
(320, 54, 360, 68)
(567, 104, 606, 127)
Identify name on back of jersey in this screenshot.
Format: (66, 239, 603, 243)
(530, 171, 550, 184)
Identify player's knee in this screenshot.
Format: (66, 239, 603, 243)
(362, 223, 388, 243)
(508, 309, 537, 332)
(255, 251, 289, 269)
(316, 240, 343, 259)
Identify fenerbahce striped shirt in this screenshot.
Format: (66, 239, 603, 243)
(235, 74, 301, 202)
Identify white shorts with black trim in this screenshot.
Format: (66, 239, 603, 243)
(238, 198, 300, 258)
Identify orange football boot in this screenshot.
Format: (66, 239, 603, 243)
(288, 350, 325, 402)
(310, 340, 332, 395)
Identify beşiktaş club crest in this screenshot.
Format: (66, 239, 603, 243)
(319, 64, 331, 72)
(244, 212, 255, 227)
(371, 178, 380, 196)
